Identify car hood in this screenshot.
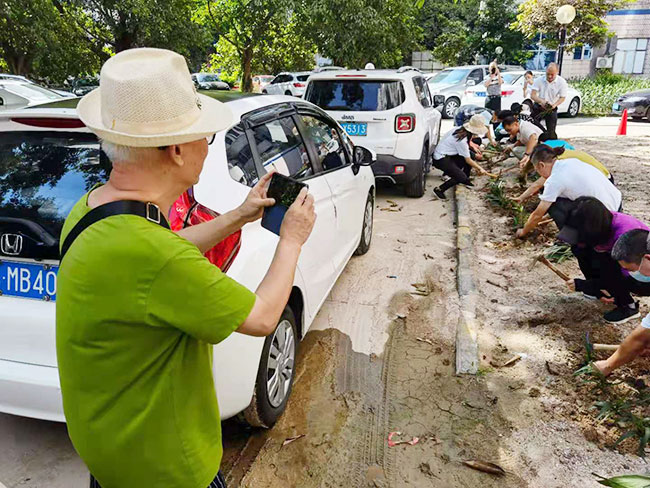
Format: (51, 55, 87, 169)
(428, 83, 459, 94)
(620, 89, 650, 98)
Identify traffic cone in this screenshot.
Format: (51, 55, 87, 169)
(617, 108, 628, 136)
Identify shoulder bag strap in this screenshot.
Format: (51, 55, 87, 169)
(60, 200, 170, 261)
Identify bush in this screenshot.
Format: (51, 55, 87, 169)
(570, 72, 650, 116)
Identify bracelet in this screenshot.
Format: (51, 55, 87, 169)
(524, 152, 531, 156)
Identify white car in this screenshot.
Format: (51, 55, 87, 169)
(263, 72, 312, 97)
(461, 70, 582, 117)
(304, 67, 442, 197)
(0, 93, 376, 427)
(0, 80, 64, 111)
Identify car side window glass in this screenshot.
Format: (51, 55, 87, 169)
(468, 69, 483, 83)
(413, 77, 431, 108)
(225, 123, 259, 187)
(300, 115, 350, 172)
(252, 116, 313, 179)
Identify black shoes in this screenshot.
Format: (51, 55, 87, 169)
(604, 302, 640, 324)
(433, 187, 446, 200)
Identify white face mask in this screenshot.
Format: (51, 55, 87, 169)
(631, 270, 650, 283)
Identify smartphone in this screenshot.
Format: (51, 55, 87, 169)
(261, 173, 308, 235)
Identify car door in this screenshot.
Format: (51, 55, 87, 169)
(249, 114, 337, 314)
(297, 111, 366, 272)
(267, 75, 283, 94)
(413, 76, 439, 152)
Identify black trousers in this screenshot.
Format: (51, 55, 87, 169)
(433, 155, 471, 194)
(486, 95, 501, 112)
(90, 472, 227, 488)
(533, 103, 559, 140)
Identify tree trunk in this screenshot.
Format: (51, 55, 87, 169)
(5, 50, 33, 76)
(241, 46, 254, 93)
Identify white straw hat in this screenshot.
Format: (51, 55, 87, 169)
(77, 48, 232, 147)
(463, 114, 488, 136)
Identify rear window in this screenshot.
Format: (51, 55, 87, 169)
(0, 131, 110, 260)
(297, 75, 310, 82)
(305, 80, 405, 111)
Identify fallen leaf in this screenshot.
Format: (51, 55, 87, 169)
(594, 473, 650, 487)
(463, 460, 505, 476)
(282, 434, 305, 447)
(387, 431, 420, 447)
(501, 354, 522, 367)
(416, 337, 435, 346)
(386, 199, 399, 207)
(397, 239, 407, 244)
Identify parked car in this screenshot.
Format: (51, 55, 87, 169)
(304, 67, 442, 197)
(252, 75, 275, 93)
(0, 80, 64, 110)
(0, 74, 33, 83)
(0, 92, 375, 427)
(71, 77, 99, 96)
(461, 70, 582, 118)
(263, 72, 312, 97)
(427, 64, 523, 119)
(191, 73, 231, 91)
(612, 89, 650, 120)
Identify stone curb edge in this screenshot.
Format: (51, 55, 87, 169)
(455, 185, 479, 375)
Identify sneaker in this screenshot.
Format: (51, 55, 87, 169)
(604, 302, 640, 324)
(460, 180, 475, 188)
(433, 187, 447, 200)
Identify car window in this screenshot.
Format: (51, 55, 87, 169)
(300, 115, 350, 172)
(305, 80, 405, 111)
(271, 76, 281, 84)
(297, 75, 310, 82)
(252, 117, 313, 179)
(0, 131, 110, 260)
(428, 69, 470, 85)
(412, 77, 431, 108)
(503, 73, 522, 84)
(468, 69, 483, 83)
(5, 83, 61, 101)
(225, 123, 258, 187)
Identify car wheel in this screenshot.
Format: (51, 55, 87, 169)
(262, 89, 268, 94)
(243, 306, 298, 428)
(443, 97, 460, 119)
(568, 97, 580, 118)
(285, 90, 292, 96)
(354, 192, 374, 256)
(404, 145, 427, 198)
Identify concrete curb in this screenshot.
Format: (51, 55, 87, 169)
(455, 185, 479, 375)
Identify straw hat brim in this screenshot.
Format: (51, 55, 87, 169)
(77, 89, 233, 147)
(463, 121, 488, 136)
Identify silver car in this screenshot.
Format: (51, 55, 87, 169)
(191, 73, 231, 91)
(427, 64, 522, 119)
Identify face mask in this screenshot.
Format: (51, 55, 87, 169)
(630, 270, 650, 283)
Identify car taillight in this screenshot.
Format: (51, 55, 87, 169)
(10, 117, 85, 129)
(293, 82, 305, 88)
(395, 114, 415, 133)
(501, 90, 514, 96)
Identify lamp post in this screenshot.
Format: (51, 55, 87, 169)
(556, 4, 576, 76)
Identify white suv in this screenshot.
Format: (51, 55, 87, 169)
(304, 67, 442, 197)
(263, 72, 312, 97)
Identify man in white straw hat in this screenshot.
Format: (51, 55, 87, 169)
(431, 114, 495, 200)
(56, 48, 316, 488)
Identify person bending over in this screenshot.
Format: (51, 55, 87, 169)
(502, 115, 544, 171)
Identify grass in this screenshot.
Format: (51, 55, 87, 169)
(545, 242, 573, 263)
(569, 73, 650, 116)
(486, 178, 529, 229)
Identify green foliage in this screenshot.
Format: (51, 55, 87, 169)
(570, 75, 650, 116)
(545, 242, 573, 263)
(512, 0, 633, 50)
(594, 474, 650, 488)
(486, 178, 529, 229)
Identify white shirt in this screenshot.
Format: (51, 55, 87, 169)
(434, 128, 470, 160)
(539, 158, 622, 211)
(532, 75, 568, 106)
(517, 120, 543, 144)
(643, 314, 650, 329)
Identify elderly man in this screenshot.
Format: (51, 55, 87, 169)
(56, 48, 316, 488)
(530, 63, 568, 140)
(595, 230, 650, 375)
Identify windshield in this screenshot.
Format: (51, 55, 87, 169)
(74, 78, 97, 87)
(0, 131, 110, 259)
(305, 80, 405, 111)
(3, 83, 61, 101)
(428, 69, 470, 85)
(297, 75, 310, 82)
(502, 73, 522, 84)
(199, 74, 221, 82)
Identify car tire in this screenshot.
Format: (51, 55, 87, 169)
(285, 90, 292, 96)
(243, 306, 298, 428)
(568, 97, 580, 118)
(404, 144, 427, 198)
(262, 90, 268, 94)
(354, 192, 374, 256)
(443, 97, 460, 119)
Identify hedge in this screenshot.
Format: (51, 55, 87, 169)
(569, 73, 650, 116)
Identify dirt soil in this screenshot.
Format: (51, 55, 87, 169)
(238, 135, 650, 488)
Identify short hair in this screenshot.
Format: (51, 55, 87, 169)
(510, 103, 522, 114)
(612, 229, 650, 264)
(525, 70, 533, 76)
(502, 115, 518, 127)
(547, 63, 559, 72)
(496, 110, 514, 121)
(567, 197, 613, 246)
(531, 144, 563, 164)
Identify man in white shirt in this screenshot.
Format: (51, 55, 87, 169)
(531, 63, 568, 140)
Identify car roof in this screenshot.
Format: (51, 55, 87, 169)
(0, 80, 33, 86)
(308, 69, 424, 80)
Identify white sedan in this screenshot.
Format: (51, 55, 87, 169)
(0, 93, 375, 427)
(0, 80, 65, 111)
(461, 70, 582, 117)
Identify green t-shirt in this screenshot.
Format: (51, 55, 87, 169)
(56, 191, 256, 488)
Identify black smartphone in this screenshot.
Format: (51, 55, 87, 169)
(261, 173, 308, 235)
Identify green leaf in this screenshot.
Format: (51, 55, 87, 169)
(595, 474, 650, 487)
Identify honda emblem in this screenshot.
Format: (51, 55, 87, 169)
(1, 234, 23, 256)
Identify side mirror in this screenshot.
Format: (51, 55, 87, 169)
(433, 95, 445, 107)
(466, 79, 476, 86)
(354, 146, 376, 166)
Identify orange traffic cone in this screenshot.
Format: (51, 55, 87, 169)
(617, 108, 628, 135)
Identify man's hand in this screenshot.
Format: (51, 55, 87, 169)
(512, 195, 524, 204)
(593, 360, 613, 377)
(565, 280, 576, 292)
(236, 171, 276, 223)
(515, 229, 525, 239)
(599, 290, 614, 304)
(519, 154, 530, 168)
(280, 187, 316, 247)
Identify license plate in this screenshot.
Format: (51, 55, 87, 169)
(475, 92, 486, 97)
(612, 103, 620, 111)
(0, 260, 58, 301)
(340, 122, 367, 136)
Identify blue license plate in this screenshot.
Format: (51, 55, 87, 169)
(475, 92, 487, 97)
(612, 103, 620, 111)
(340, 122, 367, 136)
(0, 260, 58, 301)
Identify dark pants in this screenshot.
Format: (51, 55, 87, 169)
(90, 472, 227, 488)
(486, 95, 501, 112)
(433, 155, 471, 194)
(533, 103, 559, 140)
(547, 197, 577, 229)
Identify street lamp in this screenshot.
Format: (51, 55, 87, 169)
(556, 4, 576, 76)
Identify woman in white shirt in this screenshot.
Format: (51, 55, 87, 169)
(484, 61, 504, 112)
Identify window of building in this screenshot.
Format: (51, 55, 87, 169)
(573, 44, 593, 60)
(613, 38, 648, 74)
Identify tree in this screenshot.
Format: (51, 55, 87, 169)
(293, 0, 422, 68)
(512, 0, 632, 50)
